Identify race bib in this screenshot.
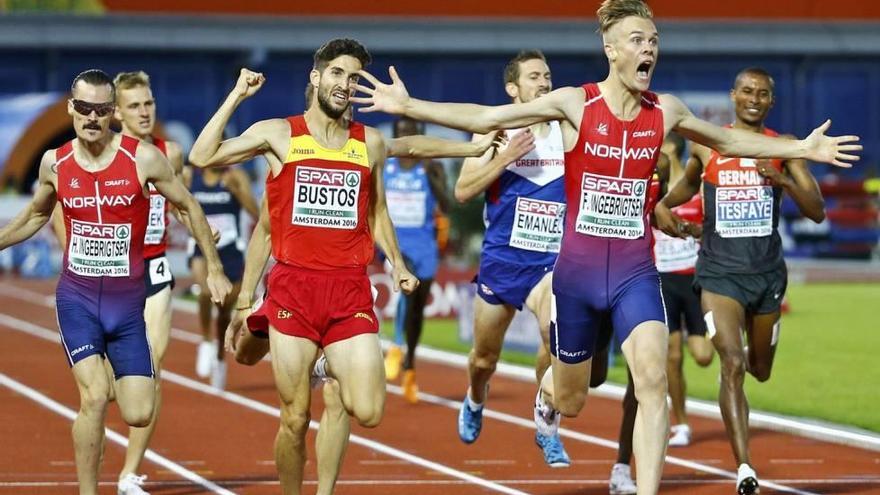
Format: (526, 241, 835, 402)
(509, 197, 565, 253)
(206, 213, 238, 248)
(576, 173, 647, 239)
(715, 186, 774, 238)
(653, 230, 699, 272)
(386, 190, 427, 228)
(67, 219, 132, 277)
(144, 185, 166, 245)
(292, 166, 361, 230)
(148, 255, 172, 285)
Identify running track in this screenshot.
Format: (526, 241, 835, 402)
(1, 276, 878, 494)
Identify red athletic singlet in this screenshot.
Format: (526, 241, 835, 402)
(560, 83, 665, 269)
(56, 135, 150, 281)
(700, 126, 785, 273)
(266, 115, 373, 270)
(143, 136, 168, 258)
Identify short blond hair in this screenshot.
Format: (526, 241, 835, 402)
(113, 71, 151, 91)
(596, 0, 653, 34)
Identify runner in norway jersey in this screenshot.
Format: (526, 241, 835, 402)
(552, 83, 666, 364)
(55, 135, 154, 377)
(249, 114, 378, 346)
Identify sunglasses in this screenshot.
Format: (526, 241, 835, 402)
(70, 99, 115, 117)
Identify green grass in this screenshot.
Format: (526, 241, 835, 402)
(388, 283, 880, 432)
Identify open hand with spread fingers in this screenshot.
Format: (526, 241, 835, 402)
(803, 119, 861, 168)
(351, 66, 410, 115)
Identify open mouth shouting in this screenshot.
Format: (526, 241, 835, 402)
(636, 60, 653, 84)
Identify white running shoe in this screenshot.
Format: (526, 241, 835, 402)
(310, 354, 328, 389)
(118, 473, 149, 495)
(196, 341, 216, 378)
(609, 463, 637, 495)
(668, 423, 692, 447)
(737, 463, 760, 495)
(211, 360, 227, 390)
(533, 389, 560, 437)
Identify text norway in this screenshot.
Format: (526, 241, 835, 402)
(584, 143, 657, 160)
(62, 195, 137, 209)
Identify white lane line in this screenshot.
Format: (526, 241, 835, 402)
(0, 372, 234, 495)
(386, 387, 820, 495)
(9, 280, 880, 454)
(0, 312, 529, 495)
(1, 477, 878, 487)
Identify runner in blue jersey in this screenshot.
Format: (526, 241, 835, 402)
(186, 165, 258, 389)
(382, 116, 450, 404)
(452, 50, 571, 467)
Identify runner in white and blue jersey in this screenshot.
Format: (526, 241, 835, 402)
(453, 50, 570, 467)
(383, 116, 450, 404)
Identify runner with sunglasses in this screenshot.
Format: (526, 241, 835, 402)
(0, 69, 231, 495)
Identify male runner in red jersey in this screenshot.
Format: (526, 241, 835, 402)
(655, 67, 826, 494)
(189, 39, 420, 494)
(351, 1, 860, 491)
(0, 69, 230, 495)
(111, 70, 190, 495)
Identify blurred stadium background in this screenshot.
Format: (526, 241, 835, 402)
(1, 0, 878, 431)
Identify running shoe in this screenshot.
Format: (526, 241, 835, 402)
(533, 389, 560, 437)
(310, 354, 328, 389)
(211, 360, 227, 390)
(118, 473, 149, 495)
(402, 369, 419, 404)
(609, 463, 637, 495)
(535, 431, 570, 467)
(737, 463, 760, 495)
(384, 345, 402, 381)
(457, 393, 483, 444)
(195, 340, 216, 378)
(668, 423, 692, 447)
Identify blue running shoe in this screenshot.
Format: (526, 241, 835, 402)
(457, 396, 483, 444)
(535, 431, 571, 468)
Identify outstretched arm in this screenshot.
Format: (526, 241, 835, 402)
(140, 144, 232, 303)
(455, 129, 535, 203)
(0, 151, 57, 250)
(661, 93, 861, 168)
(353, 66, 579, 134)
(189, 68, 288, 169)
(387, 131, 499, 159)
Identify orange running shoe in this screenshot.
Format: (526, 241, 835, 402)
(402, 369, 419, 404)
(384, 345, 402, 381)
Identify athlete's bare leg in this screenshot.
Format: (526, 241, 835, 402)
(315, 378, 350, 495)
(525, 273, 553, 383)
(468, 297, 516, 403)
(120, 285, 171, 479)
(703, 290, 751, 466)
(541, 356, 591, 416)
(322, 333, 386, 428)
(621, 320, 669, 495)
(617, 367, 637, 465)
(744, 311, 780, 382)
(269, 327, 319, 495)
(71, 355, 112, 495)
(234, 330, 271, 365)
(666, 331, 687, 425)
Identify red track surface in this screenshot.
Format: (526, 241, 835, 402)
(1, 276, 879, 494)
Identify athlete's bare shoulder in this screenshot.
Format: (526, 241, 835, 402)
(39, 149, 60, 187)
(363, 126, 388, 167)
